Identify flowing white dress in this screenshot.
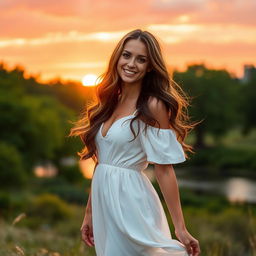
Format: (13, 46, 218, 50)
(91, 109, 189, 256)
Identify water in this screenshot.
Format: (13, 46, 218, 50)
(178, 176, 256, 203)
(144, 166, 256, 204)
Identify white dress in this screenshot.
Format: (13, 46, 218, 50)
(91, 109, 189, 256)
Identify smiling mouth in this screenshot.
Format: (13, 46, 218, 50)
(123, 69, 137, 75)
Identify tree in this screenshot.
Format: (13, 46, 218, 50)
(0, 142, 27, 189)
(0, 62, 82, 175)
(173, 64, 241, 148)
(241, 69, 256, 134)
(0, 92, 76, 173)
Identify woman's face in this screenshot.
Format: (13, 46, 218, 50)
(117, 39, 151, 85)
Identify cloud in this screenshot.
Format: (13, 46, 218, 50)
(52, 61, 106, 69)
(1, 0, 256, 81)
(1, 0, 256, 40)
(0, 0, 79, 16)
(151, 0, 206, 12)
(148, 23, 256, 44)
(0, 30, 131, 48)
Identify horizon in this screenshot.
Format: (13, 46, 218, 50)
(0, 60, 253, 86)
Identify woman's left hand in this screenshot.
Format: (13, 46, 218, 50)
(80, 211, 94, 247)
(175, 228, 201, 256)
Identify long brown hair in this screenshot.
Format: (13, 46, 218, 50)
(69, 29, 198, 162)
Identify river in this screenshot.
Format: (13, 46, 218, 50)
(144, 166, 256, 204)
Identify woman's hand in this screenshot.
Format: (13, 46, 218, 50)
(175, 228, 200, 256)
(80, 211, 94, 247)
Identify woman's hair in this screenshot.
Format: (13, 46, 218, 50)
(69, 29, 198, 162)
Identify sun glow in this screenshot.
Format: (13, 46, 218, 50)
(82, 74, 99, 87)
(79, 159, 96, 179)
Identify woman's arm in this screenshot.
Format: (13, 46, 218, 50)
(85, 160, 97, 215)
(154, 164, 201, 256)
(81, 188, 94, 247)
(85, 191, 92, 214)
(146, 96, 187, 230)
(147, 97, 200, 255)
(154, 164, 186, 231)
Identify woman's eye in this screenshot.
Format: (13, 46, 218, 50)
(122, 53, 129, 58)
(138, 58, 146, 63)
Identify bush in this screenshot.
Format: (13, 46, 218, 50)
(188, 146, 256, 172)
(25, 193, 73, 228)
(215, 148, 256, 170)
(30, 176, 89, 205)
(46, 185, 87, 205)
(0, 142, 27, 189)
(0, 192, 11, 218)
(0, 191, 32, 220)
(58, 164, 84, 184)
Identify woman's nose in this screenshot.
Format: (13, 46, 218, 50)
(127, 58, 136, 67)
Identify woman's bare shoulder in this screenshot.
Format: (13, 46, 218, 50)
(147, 96, 170, 129)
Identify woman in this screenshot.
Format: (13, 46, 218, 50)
(69, 29, 201, 256)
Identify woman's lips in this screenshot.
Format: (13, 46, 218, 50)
(123, 69, 137, 76)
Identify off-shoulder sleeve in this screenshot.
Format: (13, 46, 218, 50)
(139, 124, 186, 164)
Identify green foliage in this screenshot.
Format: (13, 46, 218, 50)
(58, 164, 85, 185)
(0, 190, 256, 256)
(43, 182, 87, 205)
(0, 63, 27, 96)
(37, 178, 88, 205)
(188, 146, 256, 172)
(0, 175, 88, 220)
(0, 204, 96, 256)
(0, 62, 89, 112)
(180, 188, 229, 211)
(0, 142, 27, 189)
(26, 193, 73, 228)
(0, 191, 31, 220)
(0, 93, 75, 168)
(174, 64, 242, 147)
(0, 192, 12, 218)
(0, 63, 82, 173)
(30, 176, 89, 205)
(241, 70, 256, 134)
(1, 190, 74, 228)
(198, 206, 255, 256)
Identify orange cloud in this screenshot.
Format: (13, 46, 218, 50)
(1, 0, 255, 82)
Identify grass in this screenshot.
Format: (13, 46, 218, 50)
(0, 204, 96, 256)
(1, 191, 256, 256)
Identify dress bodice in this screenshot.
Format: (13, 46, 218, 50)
(95, 114, 186, 172)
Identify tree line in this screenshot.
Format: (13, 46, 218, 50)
(0, 62, 255, 188)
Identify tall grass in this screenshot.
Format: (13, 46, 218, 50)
(1, 191, 255, 256)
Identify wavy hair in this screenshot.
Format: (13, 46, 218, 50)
(68, 29, 199, 162)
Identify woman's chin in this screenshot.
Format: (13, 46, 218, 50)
(121, 76, 137, 83)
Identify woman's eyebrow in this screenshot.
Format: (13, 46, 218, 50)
(123, 50, 147, 58)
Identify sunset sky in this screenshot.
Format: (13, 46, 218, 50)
(1, 0, 256, 84)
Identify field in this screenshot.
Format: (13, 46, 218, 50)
(1, 187, 255, 256)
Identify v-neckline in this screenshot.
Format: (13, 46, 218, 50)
(100, 109, 138, 139)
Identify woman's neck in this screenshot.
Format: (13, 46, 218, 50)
(119, 83, 141, 103)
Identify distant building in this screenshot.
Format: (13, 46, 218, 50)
(242, 64, 256, 83)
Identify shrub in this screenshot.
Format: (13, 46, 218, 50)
(188, 146, 256, 172)
(58, 164, 84, 185)
(0, 142, 27, 189)
(30, 176, 88, 205)
(26, 193, 73, 228)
